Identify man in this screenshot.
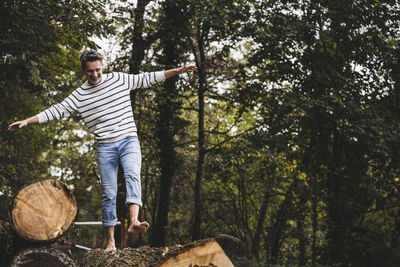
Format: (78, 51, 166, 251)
(8, 50, 197, 251)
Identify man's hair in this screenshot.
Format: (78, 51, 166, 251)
(80, 50, 103, 69)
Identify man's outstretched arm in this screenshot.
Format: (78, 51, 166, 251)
(164, 65, 197, 79)
(8, 116, 38, 131)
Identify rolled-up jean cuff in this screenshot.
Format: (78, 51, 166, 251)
(103, 219, 118, 227)
(126, 197, 142, 207)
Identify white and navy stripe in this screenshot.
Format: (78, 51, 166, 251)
(36, 71, 165, 142)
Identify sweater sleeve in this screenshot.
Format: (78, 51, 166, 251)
(36, 95, 77, 124)
(129, 71, 165, 90)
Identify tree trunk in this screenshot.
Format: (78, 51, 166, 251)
(129, 0, 151, 111)
(251, 190, 269, 258)
(265, 180, 297, 264)
(151, 0, 187, 246)
(297, 193, 307, 266)
(190, 24, 208, 241)
(311, 196, 317, 267)
(129, 0, 150, 75)
(9, 178, 77, 242)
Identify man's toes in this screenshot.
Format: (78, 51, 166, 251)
(128, 222, 150, 234)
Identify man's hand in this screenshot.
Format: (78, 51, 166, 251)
(8, 120, 28, 131)
(164, 65, 197, 78)
(8, 116, 38, 131)
(175, 65, 197, 74)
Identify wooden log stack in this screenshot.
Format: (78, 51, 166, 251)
(9, 178, 77, 242)
(77, 238, 234, 267)
(4, 178, 236, 266)
(7, 178, 77, 266)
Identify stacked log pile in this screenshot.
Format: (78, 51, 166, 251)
(78, 238, 233, 267)
(6, 178, 77, 266)
(9, 178, 77, 242)
(2, 179, 237, 266)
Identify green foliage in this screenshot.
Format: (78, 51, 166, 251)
(231, 0, 400, 265)
(2, 0, 400, 266)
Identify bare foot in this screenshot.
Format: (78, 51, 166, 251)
(105, 242, 116, 252)
(128, 221, 150, 235)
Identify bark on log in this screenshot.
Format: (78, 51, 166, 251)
(10, 246, 75, 267)
(9, 178, 77, 242)
(78, 238, 234, 267)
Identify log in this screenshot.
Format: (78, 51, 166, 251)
(78, 238, 234, 267)
(9, 246, 75, 267)
(9, 178, 77, 242)
(156, 238, 233, 267)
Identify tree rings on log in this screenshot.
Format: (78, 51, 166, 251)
(156, 238, 234, 267)
(9, 178, 77, 242)
(10, 246, 75, 267)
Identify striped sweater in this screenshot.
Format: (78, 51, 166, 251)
(36, 71, 165, 143)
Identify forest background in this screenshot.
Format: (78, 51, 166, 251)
(1, 0, 400, 266)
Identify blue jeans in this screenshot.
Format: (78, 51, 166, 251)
(97, 135, 142, 227)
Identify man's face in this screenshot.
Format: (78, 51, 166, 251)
(84, 60, 103, 85)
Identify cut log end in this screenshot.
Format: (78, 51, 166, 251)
(156, 238, 234, 267)
(9, 178, 77, 242)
